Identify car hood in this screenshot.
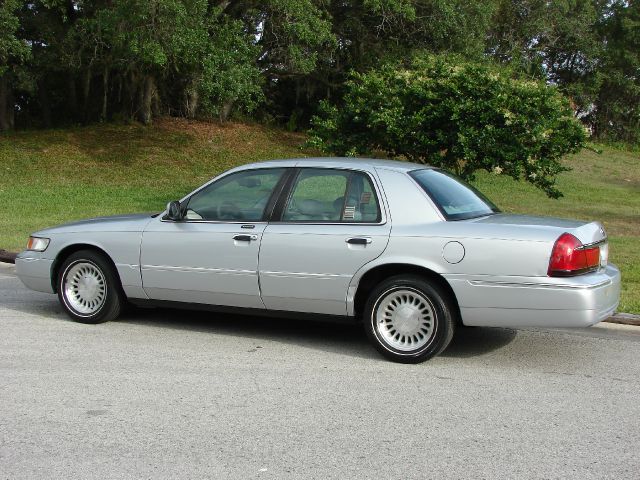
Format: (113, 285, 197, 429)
(33, 214, 156, 235)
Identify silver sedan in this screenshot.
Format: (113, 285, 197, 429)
(15, 158, 621, 363)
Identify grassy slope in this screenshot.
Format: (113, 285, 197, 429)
(1, 118, 638, 313)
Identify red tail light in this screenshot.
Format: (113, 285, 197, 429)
(548, 233, 600, 277)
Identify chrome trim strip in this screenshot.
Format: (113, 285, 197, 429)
(468, 278, 612, 290)
(268, 221, 386, 226)
(160, 219, 268, 225)
(577, 238, 608, 250)
(142, 265, 256, 275)
(262, 270, 351, 279)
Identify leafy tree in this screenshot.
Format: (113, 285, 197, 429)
(0, 0, 636, 143)
(99, 0, 212, 124)
(309, 55, 586, 197)
(487, 0, 603, 116)
(195, 14, 264, 121)
(0, 0, 31, 130)
(60, 0, 262, 124)
(591, 0, 640, 143)
(265, 0, 498, 127)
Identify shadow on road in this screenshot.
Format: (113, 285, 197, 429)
(118, 306, 518, 360)
(442, 326, 518, 358)
(122, 306, 378, 360)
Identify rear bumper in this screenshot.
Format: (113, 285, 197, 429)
(15, 253, 54, 294)
(447, 265, 621, 328)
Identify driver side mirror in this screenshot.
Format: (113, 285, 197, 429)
(166, 200, 184, 221)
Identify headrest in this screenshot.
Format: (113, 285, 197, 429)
(297, 199, 324, 215)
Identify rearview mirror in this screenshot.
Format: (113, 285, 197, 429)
(166, 200, 183, 221)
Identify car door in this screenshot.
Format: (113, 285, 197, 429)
(259, 167, 391, 315)
(140, 168, 287, 308)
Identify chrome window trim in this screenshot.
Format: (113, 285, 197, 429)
(268, 221, 387, 226)
(160, 219, 269, 225)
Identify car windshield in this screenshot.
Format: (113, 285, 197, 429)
(409, 169, 499, 220)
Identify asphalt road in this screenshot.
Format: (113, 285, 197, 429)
(1, 262, 639, 479)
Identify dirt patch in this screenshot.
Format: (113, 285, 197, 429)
(0, 249, 16, 264)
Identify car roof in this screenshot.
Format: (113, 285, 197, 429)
(237, 157, 428, 173)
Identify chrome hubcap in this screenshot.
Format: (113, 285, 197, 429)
(63, 262, 107, 316)
(375, 288, 436, 352)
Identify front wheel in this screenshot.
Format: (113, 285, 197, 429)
(57, 250, 124, 324)
(363, 275, 455, 363)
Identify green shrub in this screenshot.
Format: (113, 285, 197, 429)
(309, 55, 587, 198)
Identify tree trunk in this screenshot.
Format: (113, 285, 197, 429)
(152, 84, 161, 117)
(0, 75, 12, 131)
(38, 78, 53, 128)
(185, 80, 199, 119)
(138, 75, 156, 125)
(101, 67, 109, 122)
(126, 71, 137, 120)
(67, 74, 78, 120)
(219, 99, 234, 122)
(82, 68, 92, 122)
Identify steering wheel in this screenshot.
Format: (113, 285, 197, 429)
(216, 201, 243, 220)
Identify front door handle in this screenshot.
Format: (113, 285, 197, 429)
(346, 237, 372, 245)
(233, 234, 257, 242)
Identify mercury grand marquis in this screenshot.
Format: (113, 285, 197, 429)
(16, 158, 621, 363)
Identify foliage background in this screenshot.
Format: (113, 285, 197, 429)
(308, 55, 587, 197)
(0, 0, 638, 143)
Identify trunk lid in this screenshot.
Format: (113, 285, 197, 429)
(474, 214, 609, 270)
(474, 214, 607, 245)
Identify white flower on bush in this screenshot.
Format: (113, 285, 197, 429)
(492, 166, 503, 175)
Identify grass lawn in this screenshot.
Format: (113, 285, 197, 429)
(1, 118, 638, 313)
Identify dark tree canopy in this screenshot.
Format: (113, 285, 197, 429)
(0, 0, 637, 143)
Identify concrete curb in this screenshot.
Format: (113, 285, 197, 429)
(0, 247, 639, 326)
(0, 250, 16, 264)
(604, 313, 640, 327)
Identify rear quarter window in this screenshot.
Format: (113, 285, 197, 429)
(409, 169, 499, 221)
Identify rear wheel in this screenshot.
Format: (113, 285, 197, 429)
(57, 250, 124, 324)
(364, 275, 455, 363)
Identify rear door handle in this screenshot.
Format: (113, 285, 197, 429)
(233, 234, 257, 242)
(346, 237, 372, 245)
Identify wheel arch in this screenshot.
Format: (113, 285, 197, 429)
(50, 243, 122, 293)
(352, 263, 462, 325)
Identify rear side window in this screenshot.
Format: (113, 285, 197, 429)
(282, 168, 381, 223)
(409, 169, 499, 220)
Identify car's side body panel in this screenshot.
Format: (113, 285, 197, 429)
(258, 165, 393, 315)
(16, 215, 153, 298)
(259, 222, 391, 315)
(446, 265, 621, 327)
(374, 168, 443, 224)
(139, 219, 266, 308)
(14, 254, 54, 293)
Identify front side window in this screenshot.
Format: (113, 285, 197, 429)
(185, 168, 285, 221)
(409, 169, 499, 220)
(282, 168, 381, 223)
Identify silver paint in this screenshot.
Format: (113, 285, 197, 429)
(15, 157, 621, 329)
